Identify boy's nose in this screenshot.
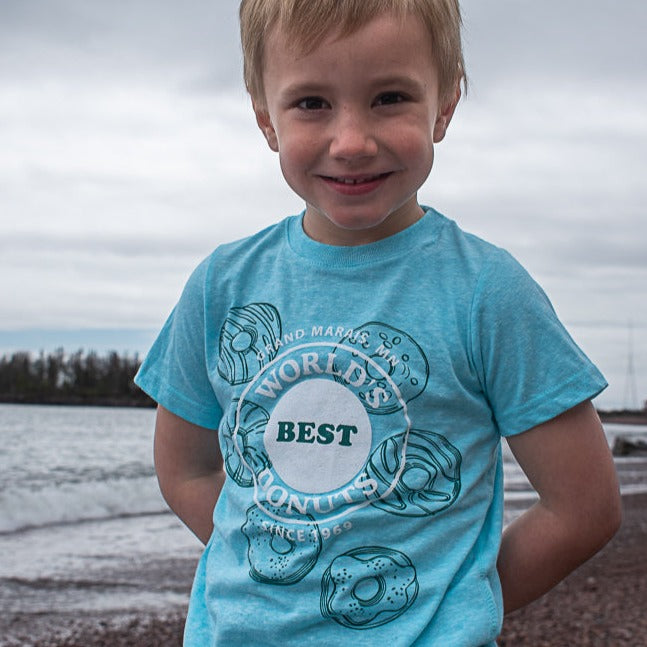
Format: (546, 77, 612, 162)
(328, 109, 378, 161)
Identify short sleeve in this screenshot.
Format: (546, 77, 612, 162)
(134, 258, 223, 429)
(469, 249, 607, 437)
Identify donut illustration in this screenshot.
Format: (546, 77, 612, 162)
(335, 322, 429, 415)
(220, 399, 271, 488)
(217, 303, 282, 385)
(242, 504, 322, 586)
(321, 546, 418, 629)
(367, 428, 461, 517)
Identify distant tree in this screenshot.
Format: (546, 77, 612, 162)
(0, 348, 154, 407)
(46, 348, 65, 391)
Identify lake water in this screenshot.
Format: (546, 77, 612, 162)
(1, 404, 645, 643)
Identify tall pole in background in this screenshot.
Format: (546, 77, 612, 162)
(622, 320, 638, 410)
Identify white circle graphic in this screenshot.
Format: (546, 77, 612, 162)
(264, 378, 372, 493)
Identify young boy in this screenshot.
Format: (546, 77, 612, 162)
(135, 1, 621, 644)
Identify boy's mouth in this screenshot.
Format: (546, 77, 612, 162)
(319, 172, 393, 196)
(324, 172, 391, 185)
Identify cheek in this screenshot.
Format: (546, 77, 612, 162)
(276, 136, 314, 197)
(399, 133, 435, 177)
(277, 131, 319, 174)
(389, 122, 434, 163)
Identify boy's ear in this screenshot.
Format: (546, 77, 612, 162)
(253, 103, 279, 152)
(433, 85, 462, 143)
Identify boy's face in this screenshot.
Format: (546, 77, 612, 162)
(254, 12, 459, 246)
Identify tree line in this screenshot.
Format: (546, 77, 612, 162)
(0, 349, 155, 407)
(1, 347, 644, 420)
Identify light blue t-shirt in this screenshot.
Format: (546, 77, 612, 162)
(136, 208, 606, 647)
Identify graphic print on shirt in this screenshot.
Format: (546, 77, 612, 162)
(333, 322, 429, 415)
(217, 303, 282, 385)
(320, 546, 419, 629)
(220, 399, 271, 488)
(242, 503, 322, 585)
(367, 428, 462, 517)
(217, 303, 461, 628)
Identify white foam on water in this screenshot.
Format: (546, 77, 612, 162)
(0, 511, 202, 579)
(620, 482, 647, 496)
(0, 476, 168, 534)
(0, 512, 203, 617)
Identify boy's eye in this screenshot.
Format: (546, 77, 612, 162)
(375, 92, 406, 106)
(297, 97, 328, 110)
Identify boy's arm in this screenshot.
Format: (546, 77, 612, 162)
(154, 405, 225, 545)
(497, 400, 622, 614)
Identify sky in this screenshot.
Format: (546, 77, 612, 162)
(1, 0, 645, 409)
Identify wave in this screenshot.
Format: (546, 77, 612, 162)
(0, 476, 169, 534)
(6, 469, 642, 536)
(619, 483, 647, 496)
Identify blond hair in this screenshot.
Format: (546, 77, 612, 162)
(239, 0, 466, 107)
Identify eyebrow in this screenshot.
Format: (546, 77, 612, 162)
(369, 75, 426, 93)
(279, 82, 329, 100)
(279, 75, 425, 100)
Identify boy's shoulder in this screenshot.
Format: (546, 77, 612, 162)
(211, 216, 292, 259)
(427, 208, 518, 271)
(190, 215, 294, 280)
(179, 216, 293, 294)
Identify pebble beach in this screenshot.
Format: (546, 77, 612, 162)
(2, 405, 645, 647)
(2, 493, 645, 647)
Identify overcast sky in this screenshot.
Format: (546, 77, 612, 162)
(1, 0, 645, 409)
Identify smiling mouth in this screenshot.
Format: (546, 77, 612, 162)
(324, 172, 391, 185)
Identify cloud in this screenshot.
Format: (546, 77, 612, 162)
(0, 0, 645, 407)
(461, 0, 647, 84)
(0, 78, 294, 327)
(0, 0, 242, 87)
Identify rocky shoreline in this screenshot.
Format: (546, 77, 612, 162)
(598, 410, 647, 426)
(6, 493, 645, 647)
(499, 492, 647, 646)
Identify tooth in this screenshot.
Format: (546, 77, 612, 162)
(333, 176, 381, 184)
